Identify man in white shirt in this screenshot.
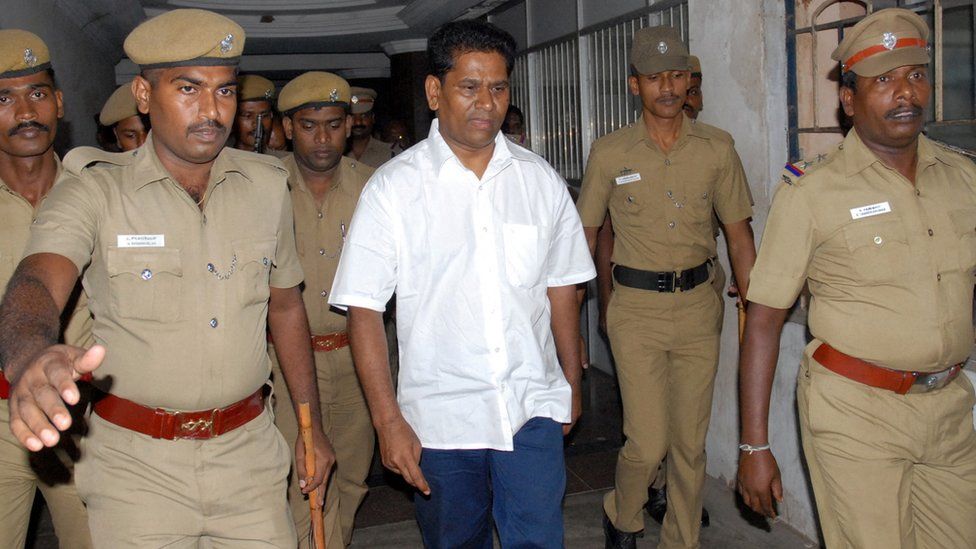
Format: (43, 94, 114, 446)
(329, 20, 595, 548)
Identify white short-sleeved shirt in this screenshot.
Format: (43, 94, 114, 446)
(329, 120, 596, 450)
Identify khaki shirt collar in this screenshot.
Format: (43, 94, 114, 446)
(843, 128, 950, 178)
(282, 153, 355, 197)
(625, 114, 707, 152)
(131, 131, 251, 190)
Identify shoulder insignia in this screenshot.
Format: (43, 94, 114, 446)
(63, 146, 133, 175)
(781, 154, 828, 186)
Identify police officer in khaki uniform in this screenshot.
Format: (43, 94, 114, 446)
(738, 9, 976, 548)
(234, 73, 275, 152)
(0, 10, 334, 547)
(347, 87, 395, 168)
(576, 26, 756, 549)
(98, 82, 148, 152)
(0, 29, 93, 549)
(271, 71, 376, 548)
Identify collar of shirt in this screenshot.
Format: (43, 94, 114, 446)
(130, 131, 252, 191)
(623, 113, 709, 154)
(426, 118, 525, 182)
(282, 152, 353, 198)
(843, 128, 951, 179)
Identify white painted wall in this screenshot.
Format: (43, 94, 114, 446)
(0, 0, 119, 152)
(690, 0, 820, 541)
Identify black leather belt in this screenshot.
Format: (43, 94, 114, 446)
(613, 260, 712, 293)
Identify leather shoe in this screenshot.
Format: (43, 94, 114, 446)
(646, 486, 710, 527)
(603, 510, 642, 549)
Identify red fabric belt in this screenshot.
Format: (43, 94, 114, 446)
(812, 342, 962, 395)
(92, 387, 264, 440)
(842, 37, 927, 71)
(1, 370, 93, 400)
(267, 331, 350, 353)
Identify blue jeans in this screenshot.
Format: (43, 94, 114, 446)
(413, 417, 566, 548)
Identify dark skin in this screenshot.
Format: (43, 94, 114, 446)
(283, 104, 351, 205)
(233, 99, 273, 151)
(267, 114, 287, 151)
(0, 71, 63, 207)
(112, 114, 148, 152)
(350, 50, 585, 496)
(682, 75, 703, 119)
(1, 64, 333, 503)
(348, 110, 376, 160)
(736, 64, 932, 518)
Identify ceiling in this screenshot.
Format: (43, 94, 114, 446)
(60, 0, 514, 84)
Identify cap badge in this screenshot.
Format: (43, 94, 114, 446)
(329, 88, 339, 102)
(350, 95, 359, 104)
(882, 32, 897, 51)
(220, 33, 235, 54)
(23, 48, 36, 67)
(264, 89, 273, 99)
(657, 41, 668, 54)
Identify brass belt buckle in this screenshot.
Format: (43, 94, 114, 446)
(174, 409, 217, 439)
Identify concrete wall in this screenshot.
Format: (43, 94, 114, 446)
(690, 0, 819, 541)
(0, 1, 120, 152)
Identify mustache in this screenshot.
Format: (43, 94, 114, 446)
(885, 105, 923, 119)
(186, 119, 226, 135)
(9, 121, 50, 136)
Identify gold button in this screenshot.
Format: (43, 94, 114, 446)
(873, 236, 883, 245)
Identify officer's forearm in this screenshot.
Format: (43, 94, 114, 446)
(268, 285, 323, 430)
(347, 306, 400, 427)
(548, 285, 582, 388)
(723, 219, 756, 301)
(595, 217, 614, 310)
(0, 254, 78, 380)
(738, 303, 790, 445)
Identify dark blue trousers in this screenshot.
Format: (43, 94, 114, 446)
(413, 417, 566, 549)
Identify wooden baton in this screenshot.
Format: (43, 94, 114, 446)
(299, 402, 326, 549)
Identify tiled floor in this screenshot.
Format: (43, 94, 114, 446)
(25, 369, 816, 548)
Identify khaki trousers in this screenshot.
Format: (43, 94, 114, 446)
(272, 344, 374, 548)
(76, 404, 295, 548)
(603, 280, 722, 549)
(798, 344, 976, 549)
(0, 399, 92, 549)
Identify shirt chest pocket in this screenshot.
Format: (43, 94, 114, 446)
(841, 218, 910, 283)
(502, 223, 547, 289)
(236, 238, 276, 306)
(949, 209, 976, 274)
(106, 247, 183, 322)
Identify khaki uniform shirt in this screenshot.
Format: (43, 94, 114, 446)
(750, 129, 976, 372)
(577, 116, 753, 271)
(283, 154, 373, 335)
(356, 137, 396, 169)
(0, 158, 92, 348)
(24, 134, 304, 409)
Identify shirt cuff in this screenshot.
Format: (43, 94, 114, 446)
(327, 294, 387, 313)
(547, 268, 597, 287)
(746, 271, 802, 309)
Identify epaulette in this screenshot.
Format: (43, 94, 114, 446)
(780, 153, 828, 186)
(63, 146, 135, 175)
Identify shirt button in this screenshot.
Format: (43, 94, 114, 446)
(494, 347, 500, 353)
(915, 189, 921, 196)
(319, 248, 326, 255)
(873, 236, 883, 245)
(262, 257, 269, 266)
(320, 290, 328, 298)
(202, 214, 207, 225)
(668, 221, 676, 229)
(928, 228, 934, 236)
(664, 159, 671, 166)
(483, 227, 488, 232)
(206, 263, 215, 272)
(141, 269, 152, 280)
(209, 318, 218, 328)
(317, 212, 324, 219)
(937, 273, 942, 281)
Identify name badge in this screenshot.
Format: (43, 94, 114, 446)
(615, 173, 641, 185)
(850, 202, 891, 220)
(117, 234, 165, 248)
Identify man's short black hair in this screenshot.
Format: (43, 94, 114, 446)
(427, 20, 517, 81)
(841, 70, 857, 92)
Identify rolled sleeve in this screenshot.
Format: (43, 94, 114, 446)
(24, 174, 99, 272)
(575, 143, 612, 227)
(270, 188, 304, 289)
(713, 144, 754, 225)
(546, 179, 596, 287)
(328, 180, 398, 312)
(748, 184, 815, 309)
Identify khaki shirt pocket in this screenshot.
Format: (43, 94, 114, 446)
(610, 187, 646, 226)
(106, 247, 183, 322)
(949, 209, 976, 273)
(503, 223, 546, 289)
(841, 218, 910, 283)
(236, 238, 276, 306)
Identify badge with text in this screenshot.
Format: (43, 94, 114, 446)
(849, 202, 891, 220)
(117, 234, 165, 248)
(615, 171, 642, 185)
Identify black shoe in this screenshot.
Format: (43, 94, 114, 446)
(603, 511, 642, 549)
(645, 486, 711, 528)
